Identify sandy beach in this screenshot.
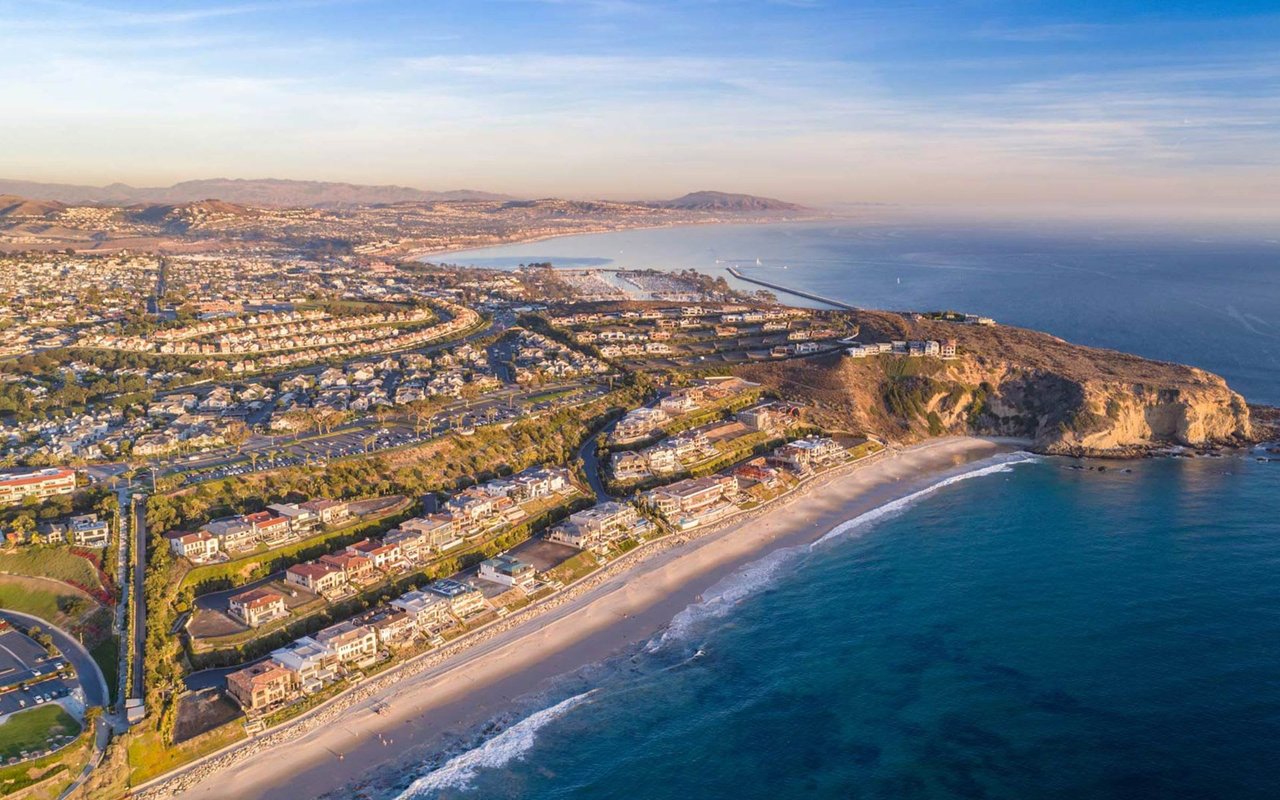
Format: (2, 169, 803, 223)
(156, 436, 1027, 800)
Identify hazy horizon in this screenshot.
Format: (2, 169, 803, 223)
(2, 1, 1278, 212)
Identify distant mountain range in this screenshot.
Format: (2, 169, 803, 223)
(642, 191, 804, 212)
(0, 179, 803, 213)
(0, 178, 512, 208)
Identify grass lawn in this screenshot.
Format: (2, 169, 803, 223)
(542, 551, 600, 585)
(0, 705, 81, 761)
(127, 722, 246, 786)
(0, 549, 102, 591)
(0, 576, 88, 629)
(0, 732, 91, 799)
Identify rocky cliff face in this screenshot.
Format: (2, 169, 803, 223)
(738, 311, 1254, 456)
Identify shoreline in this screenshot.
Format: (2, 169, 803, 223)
(155, 436, 1030, 800)
(409, 215, 830, 261)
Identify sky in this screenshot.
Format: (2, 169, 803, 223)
(1, 0, 1278, 210)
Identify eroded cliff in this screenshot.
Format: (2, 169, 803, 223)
(737, 310, 1255, 456)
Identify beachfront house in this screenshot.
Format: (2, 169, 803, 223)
(355, 606, 418, 648)
(390, 590, 454, 632)
(478, 555, 537, 593)
(427, 579, 490, 620)
(270, 637, 340, 694)
(226, 660, 299, 713)
(314, 620, 379, 666)
(549, 501, 644, 551)
(643, 474, 739, 527)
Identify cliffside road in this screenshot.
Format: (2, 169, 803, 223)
(577, 424, 611, 502)
(578, 404, 639, 503)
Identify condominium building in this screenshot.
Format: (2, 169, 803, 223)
(0, 468, 76, 506)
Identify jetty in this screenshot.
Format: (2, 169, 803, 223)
(724, 267, 859, 311)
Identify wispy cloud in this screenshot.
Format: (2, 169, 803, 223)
(0, 0, 1276, 207)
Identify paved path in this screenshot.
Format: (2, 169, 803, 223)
(130, 498, 147, 703)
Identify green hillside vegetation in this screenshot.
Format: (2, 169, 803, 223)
(0, 549, 102, 590)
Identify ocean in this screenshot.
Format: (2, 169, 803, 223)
(386, 219, 1280, 800)
(437, 217, 1280, 404)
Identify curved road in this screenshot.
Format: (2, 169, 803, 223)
(0, 609, 109, 708)
(0, 611, 116, 800)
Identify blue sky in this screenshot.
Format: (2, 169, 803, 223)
(1, 0, 1277, 209)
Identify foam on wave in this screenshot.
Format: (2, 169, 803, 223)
(394, 691, 595, 798)
(647, 451, 1038, 652)
(811, 451, 1038, 547)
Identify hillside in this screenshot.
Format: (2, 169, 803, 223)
(645, 191, 803, 212)
(0, 194, 66, 218)
(124, 200, 259, 233)
(738, 310, 1254, 456)
(0, 178, 511, 208)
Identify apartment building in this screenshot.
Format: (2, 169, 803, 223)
(0, 467, 76, 506)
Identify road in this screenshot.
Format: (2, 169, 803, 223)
(0, 610, 108, 708)
(114, 485, 130, 707)
(129, 496, 147, 704)
(146, 380, 608, 486)
(0, 611, 114, 800)
(577, 418, 611, 502)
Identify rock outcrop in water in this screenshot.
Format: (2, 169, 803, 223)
(739, 310, 1255, 457)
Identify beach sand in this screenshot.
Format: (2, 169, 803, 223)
(162, 436, 1025, 800)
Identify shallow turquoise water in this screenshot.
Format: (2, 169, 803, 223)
(393, 453, 1280, 799)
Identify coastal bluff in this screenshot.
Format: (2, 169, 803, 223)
(739, 310, 1255, 457)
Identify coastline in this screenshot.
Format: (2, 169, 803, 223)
(409, 215, 829, 261)
(154, 436, 1030, 800)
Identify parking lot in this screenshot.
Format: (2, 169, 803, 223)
(0, 627, 80, 719)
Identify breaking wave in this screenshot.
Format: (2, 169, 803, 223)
(647, 450, 1039, 652)
(393, 691, 595, 798)
(811, 451, 1039, 547)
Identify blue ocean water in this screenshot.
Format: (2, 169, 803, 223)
(440, 218, 1280, 403)
(392, 219, 1280, 800)
(395, 453, 1280, 800)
